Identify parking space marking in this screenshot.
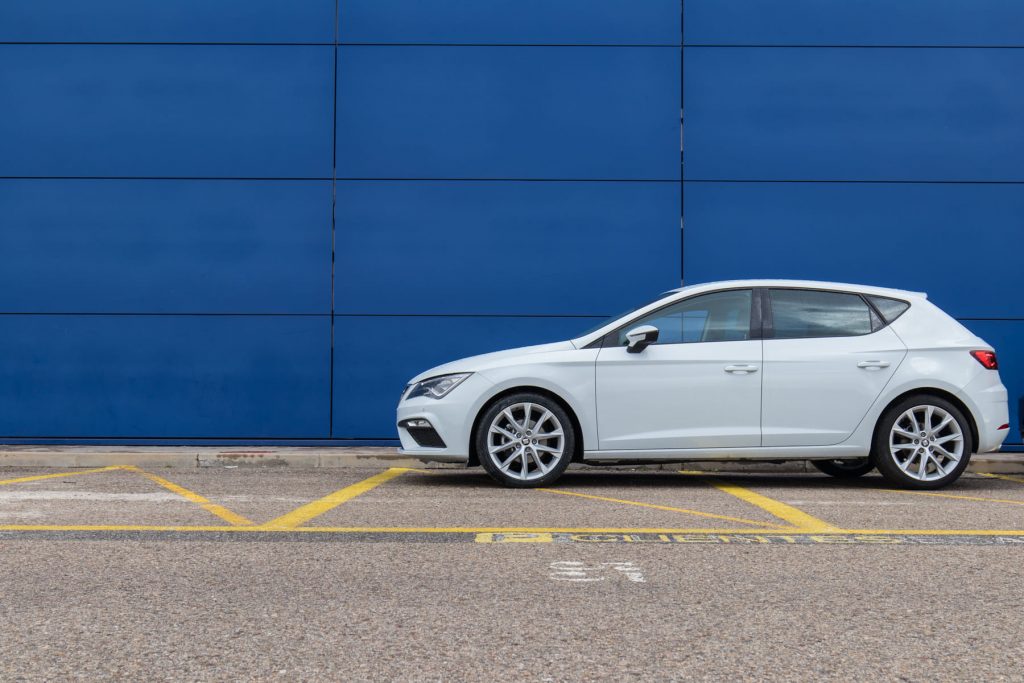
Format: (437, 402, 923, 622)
(549, 561, 645, 582)
(2, 466, 1023, 540)
(537, 488, 788, 529)
(126, 466, 254, 526)
(978, 472, 1024, 486)
(686, 472, 842, 532)
(260, 467, 411, 529)
(0, 466, 124, 486)
(884, 488, 1024, 508)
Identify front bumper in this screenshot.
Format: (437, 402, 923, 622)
(396, 373, 493, 464)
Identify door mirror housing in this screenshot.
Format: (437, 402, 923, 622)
(625, 325, 659, 353)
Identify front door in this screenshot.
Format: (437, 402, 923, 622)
(595, 289, 762, 451)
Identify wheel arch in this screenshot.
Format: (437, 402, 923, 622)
(872, 387, 979, 453)
(467, 386, 585, 467)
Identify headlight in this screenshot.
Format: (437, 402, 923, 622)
(405, 373, 471, 400)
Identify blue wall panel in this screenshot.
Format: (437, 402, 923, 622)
(959, 321, 1024, 446)
(683, 47, 1024, 181)
(341, 0, 680, 45)
(0, 0, 334, 44)
(335, 180, 680, 315)
(0, 45, 334, 178)
(336, 46, 680, 180)
(0, 180, 332, 314)
(332, 315, 600, 438)
(0, 315, 330, 438)
(684, 0, 1024, 47)
(682, 182, 1024, 319)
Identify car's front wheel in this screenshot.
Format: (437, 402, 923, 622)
(872, 395, 973, 489)
(476, 393, 575, 488)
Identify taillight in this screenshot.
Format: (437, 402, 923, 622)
(970, 350, 998, 370)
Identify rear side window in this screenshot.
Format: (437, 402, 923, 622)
(769, 289, 873, 339)
(866, 295, 911, 323)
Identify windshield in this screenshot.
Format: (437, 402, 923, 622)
(575, 290, 679, 338)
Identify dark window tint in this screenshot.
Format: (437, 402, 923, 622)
(617, 290, 752, 346)
(770, 289, 872, 339)
(867, 295, 911, 323)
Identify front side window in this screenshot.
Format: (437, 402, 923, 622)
(769, 289, 873, 339)
(616, 289, 752, 346)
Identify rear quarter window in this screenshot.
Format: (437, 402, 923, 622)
(866, 295, 911, 323)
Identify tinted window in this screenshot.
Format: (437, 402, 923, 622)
(770, 289, 872, 339)
(617, 290, 752, 346)
(867, 295, 911, 323)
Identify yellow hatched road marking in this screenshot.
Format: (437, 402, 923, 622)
(537, 488, 788, 529)
(0, 466, 125, 486)
(684, 472, 842, 532)
(978, 472, 1024, 486)
(886, 488, 1024, 507)
(260, 467, 410, 529)
(125, 466, 254, 526)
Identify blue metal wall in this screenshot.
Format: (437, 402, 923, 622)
(683, 0, 1024, 448)
(2, 2, 1019, 449)
(0, 0, 681, 442)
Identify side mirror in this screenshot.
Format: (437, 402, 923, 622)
(625, 325, 659, 354)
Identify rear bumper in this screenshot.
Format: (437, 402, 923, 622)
(959, 374, 1009, 453)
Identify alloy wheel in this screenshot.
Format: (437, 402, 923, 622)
(486, 402, 566, 482)
(888, 404, 964, 482)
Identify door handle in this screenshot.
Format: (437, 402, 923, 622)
(857, 360, 891, 369)
(724, 364, 758, 374)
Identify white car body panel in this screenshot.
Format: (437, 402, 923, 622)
(595, 339, 761, 450)
(396, 279, 1009, 465)
(761, 326, 907, 447)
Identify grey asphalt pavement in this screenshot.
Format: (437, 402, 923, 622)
(1, 466, 1022, 681)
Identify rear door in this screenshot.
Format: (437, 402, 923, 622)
(761, 288, 907, 447)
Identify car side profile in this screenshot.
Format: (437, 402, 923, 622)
(397, 280, 1009, 489)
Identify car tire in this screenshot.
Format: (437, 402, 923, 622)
(872, 395, 973, 490)
(811, 458, 875, 478)
(476, 392, 575, 488)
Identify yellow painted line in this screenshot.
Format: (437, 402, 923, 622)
(537, 488, 788, 529)
(126, 467, 254, 526)
(885, 488, 1024, 507)
(0, 524, 1024, 535)
(978, 472, 1024, 486)
(0, 465, 125, 486)
(260, 467, 410, 529)
(687, 472, 842, 532)
(840, 529, 1024, 536)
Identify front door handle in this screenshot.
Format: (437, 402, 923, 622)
(724, 364, 759, 374)
(857, 360, 891, 369)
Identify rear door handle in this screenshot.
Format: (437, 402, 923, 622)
(724, 364, 759, 374)
(857, 360, 891, 369)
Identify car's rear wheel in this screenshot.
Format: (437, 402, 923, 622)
(476, 393, 575, 488)
(811, 458, 874, 478)
(872, 395, 973, 489)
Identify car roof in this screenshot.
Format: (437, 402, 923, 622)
(668, 279, 927, 300)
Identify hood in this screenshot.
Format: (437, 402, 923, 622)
(408, 340, 575, 384)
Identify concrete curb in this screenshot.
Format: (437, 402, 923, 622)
(0, 446, 1021, 474)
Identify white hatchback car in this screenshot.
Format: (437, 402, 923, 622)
(397, 280, 1009, 489)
